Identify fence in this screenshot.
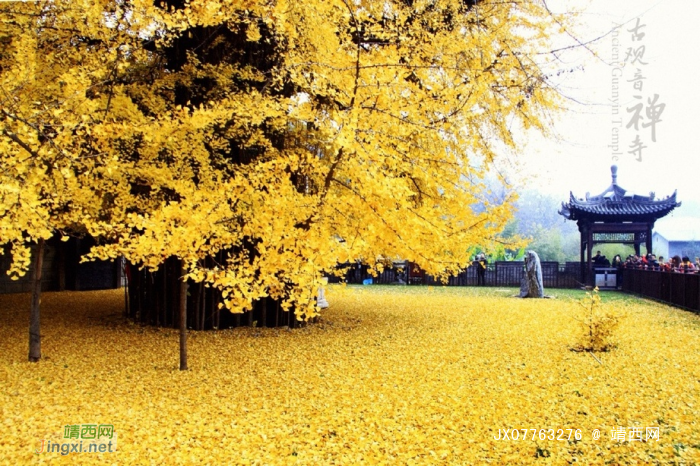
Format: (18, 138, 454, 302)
(334, 261, 582, 289)
(0, 237, 123, 294)
(622, 268, 700, 312)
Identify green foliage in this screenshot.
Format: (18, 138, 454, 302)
(490, 245, 526, 262)
(524, 226, 572, 262)
(501, 190, 580, 262)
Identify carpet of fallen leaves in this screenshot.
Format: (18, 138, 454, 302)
(1, 285, 700, 465)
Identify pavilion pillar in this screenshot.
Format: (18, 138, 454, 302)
(580, 232, 585, 286)
(586, 229, 593, 286)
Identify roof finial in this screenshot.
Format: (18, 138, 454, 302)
(611, 165, 618, 185)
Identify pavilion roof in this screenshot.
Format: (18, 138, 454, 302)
(559, 165, 680, 222)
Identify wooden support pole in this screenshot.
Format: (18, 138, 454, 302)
(179, 260, 188, 371)
(28, 239, 45, 362)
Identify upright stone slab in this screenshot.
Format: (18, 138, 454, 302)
(519, 250, 544, 298)
(317, 277, 329, 309)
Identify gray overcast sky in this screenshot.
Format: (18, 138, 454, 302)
(504, 0, 700, 219)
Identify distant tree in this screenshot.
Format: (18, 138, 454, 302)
(504, 190, 579, 262)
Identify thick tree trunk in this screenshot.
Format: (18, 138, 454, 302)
(179, 260, 188, 371)
(28, 238, 45, 362)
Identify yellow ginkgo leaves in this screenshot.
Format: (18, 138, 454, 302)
(1, 1, 569, 318)
(1, 286, 699, 464)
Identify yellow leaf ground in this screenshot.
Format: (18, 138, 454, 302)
(1, 286, 699, 464)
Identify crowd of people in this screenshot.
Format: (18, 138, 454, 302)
(593, 250, 700, 273)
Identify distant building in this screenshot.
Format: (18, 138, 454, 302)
(652, 216, 700, 260)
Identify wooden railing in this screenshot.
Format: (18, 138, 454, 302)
(335, 261, 582, 289)
(622, 268, 700, 312)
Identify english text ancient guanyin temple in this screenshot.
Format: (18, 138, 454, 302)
(559, 165, 680, 286)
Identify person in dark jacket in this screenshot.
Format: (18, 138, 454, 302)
(473, 253, 487, 286)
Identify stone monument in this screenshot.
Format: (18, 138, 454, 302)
(317, 277, 329, 309)
(519, 250, 544, 298)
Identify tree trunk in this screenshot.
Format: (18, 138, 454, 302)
(179, 260, 188, 371)
(261, 297, 267, 328)
(123, 260, 129, 318)
(198, 282, 205, 330)
(28, 238, 45, 362)
(57, 239, 66, 291)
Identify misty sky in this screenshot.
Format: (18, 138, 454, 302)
(503, 0, 700, 225)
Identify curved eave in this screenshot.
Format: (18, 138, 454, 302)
(560, 203, 680, 222)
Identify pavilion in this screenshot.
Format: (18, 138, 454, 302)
(559, 165, 680, 286)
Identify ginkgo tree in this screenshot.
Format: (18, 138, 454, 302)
(0, 1, 153, 361)
(1, 0, 570, 365)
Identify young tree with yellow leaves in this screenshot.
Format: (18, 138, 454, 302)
(0, 1, 149, 360)
(2, 0, 569, 367)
